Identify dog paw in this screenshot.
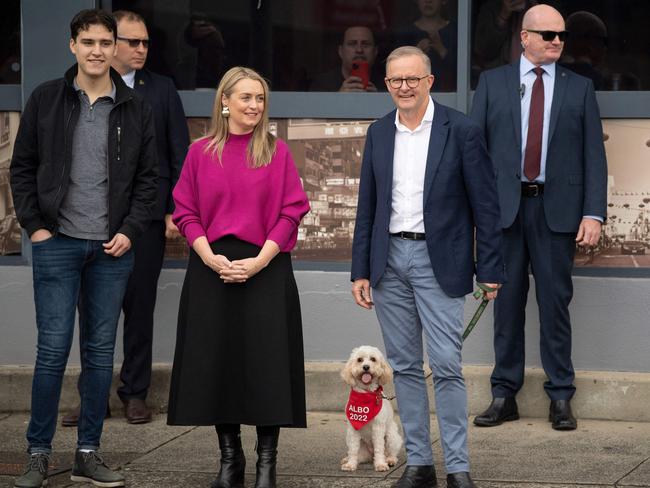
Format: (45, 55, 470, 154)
(341, 461, 358, 472)
(374, 462, 390, 472)
(340, 456, 348, 465)
(386, 456, 398, 466)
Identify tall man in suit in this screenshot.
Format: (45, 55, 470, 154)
(351, 46, 504, 488)
(470, 4, 607, 431)
(61, 10, 190, 427)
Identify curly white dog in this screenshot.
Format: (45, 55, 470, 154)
(340, 345, 403, 472)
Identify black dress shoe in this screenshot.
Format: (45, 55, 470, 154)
(549, 400, 577, 431)
(473, 397, 519, 427)
(392, 465, 437, 488)
(446, 472, 476, 488)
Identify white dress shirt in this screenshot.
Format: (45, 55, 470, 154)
(122, 70, 136, 89)
(520, 54, 555, 184)
(389, 96, 434, 234)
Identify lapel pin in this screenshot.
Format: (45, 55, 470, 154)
(139, 79, 145, 85)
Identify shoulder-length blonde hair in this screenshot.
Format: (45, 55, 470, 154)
(203, 66, 276, 168)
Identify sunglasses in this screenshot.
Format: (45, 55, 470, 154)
(117, 36, 150, 48)
(526, 29, 569, 42)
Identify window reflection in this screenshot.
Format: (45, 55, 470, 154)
(471, 0, 650, 90)
(0, 0, 21, 84)
(393, 0, 457, 92)
(111, 0, 459, 92)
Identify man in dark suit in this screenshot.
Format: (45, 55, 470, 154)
(61, 10, 189, 426)
(470, 4, 607, 431)
(351, 46, 504, 488)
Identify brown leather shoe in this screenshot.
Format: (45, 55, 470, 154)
(123, 398, 152, 424)
(61, 403, 111, 427)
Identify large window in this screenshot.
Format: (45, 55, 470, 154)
(471, 0, 650, 90)
(0, 0, 21, 85)
(111, 0, 459, 92)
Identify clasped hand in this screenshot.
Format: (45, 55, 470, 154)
(205, 254, 264, 283)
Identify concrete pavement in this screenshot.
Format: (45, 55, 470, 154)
(0, 411, 648, 488)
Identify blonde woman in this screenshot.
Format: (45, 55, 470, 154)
(167, 67, 310, 488)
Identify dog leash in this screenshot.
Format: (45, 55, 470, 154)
(381, 283, 497, 403)
(462, 282, 498, 341)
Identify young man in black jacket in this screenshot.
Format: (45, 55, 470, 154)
(10, 9, 157, 488)
(60, 9, 190, 428)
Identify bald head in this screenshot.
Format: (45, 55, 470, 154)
(522, 4, 564, 30)
(521, 4, 565, 66)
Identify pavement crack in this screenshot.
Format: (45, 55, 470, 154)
(120, 426, 198, 469)
(614, 454, 650, 486)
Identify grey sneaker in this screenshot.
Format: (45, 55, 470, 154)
(14, 453, 49, 488)
(70, 450, 124, 487)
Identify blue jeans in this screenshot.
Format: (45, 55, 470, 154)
(27, 234, 133, 454)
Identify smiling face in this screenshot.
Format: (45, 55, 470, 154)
(222, 78, 265, 135)
(341, 346, 392, 391)
(521, 6, 566, 65)
(113, 19, 149, 74)
(69, 23, 116, 80)
(385, 54, 433, 118)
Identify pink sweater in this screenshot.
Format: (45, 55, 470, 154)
(172, 133, 310, 252)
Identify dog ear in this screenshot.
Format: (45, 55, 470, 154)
(340, 348, 359, 386)
(377, 355, 393, 385)
(340, 360, 356, 386)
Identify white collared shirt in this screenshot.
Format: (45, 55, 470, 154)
(389, 96, 434, 234)
(122, 70, 136, 89)
(519, 54, 555, 183)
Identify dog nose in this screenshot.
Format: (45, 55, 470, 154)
(363, 365, 370, 371)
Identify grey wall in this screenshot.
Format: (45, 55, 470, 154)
(1, 266, 648, 371)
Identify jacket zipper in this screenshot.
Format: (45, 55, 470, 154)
(108, 95, 130, 238)
(53, 100, 77, 221)
(117, 126, 121, 161)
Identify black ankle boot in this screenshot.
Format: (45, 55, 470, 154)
(212, 431, 245, 488)
(254, 431, 279, 488)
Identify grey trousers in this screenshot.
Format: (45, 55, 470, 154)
(373, 238, 469, 473)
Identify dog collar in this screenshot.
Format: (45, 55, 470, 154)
(346, 386, 383, 430)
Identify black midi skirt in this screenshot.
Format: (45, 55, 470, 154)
(167, 236, 306, 428)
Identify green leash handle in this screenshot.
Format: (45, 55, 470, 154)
(463, 283, 498, 341)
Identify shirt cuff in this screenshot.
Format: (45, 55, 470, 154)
(183, 222, 206, 247)
(583, 215, 604, 223)
(267, 218, 295, 251)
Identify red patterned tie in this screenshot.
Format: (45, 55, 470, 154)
(523, 67, 544, 181)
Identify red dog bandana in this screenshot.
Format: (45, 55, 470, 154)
(346, 386, 383, 430)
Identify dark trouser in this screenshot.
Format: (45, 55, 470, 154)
(118, 220, 166, 401)
(492, 194, 577, 401)
(28, 234, 133, 453)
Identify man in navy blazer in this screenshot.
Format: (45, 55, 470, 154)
(470, 4, 607, 431)
(351, 46, 504, 488)
(112, 10, 190, 423)
(61, 10, 190, 427)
